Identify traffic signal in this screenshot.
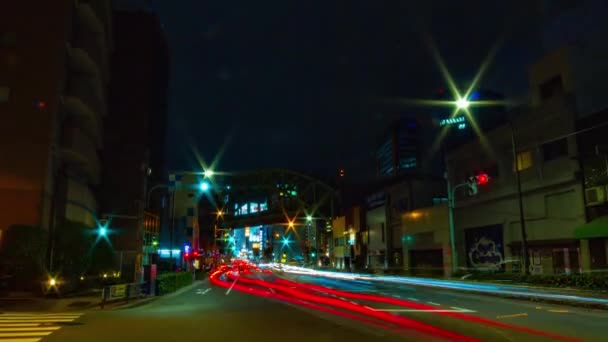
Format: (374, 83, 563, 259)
(476, 173, 489, 185)
(468, 173, 489, 195)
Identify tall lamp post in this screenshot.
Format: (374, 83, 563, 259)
(510, 122, 530, 275)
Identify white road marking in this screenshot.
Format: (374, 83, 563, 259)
(0, 332, 52, 337)
(0, 312, 82, 341)
(407, 297, 418, 301)
(226, 276, 239, 295)
(364, 306, 377, 311)
(428, 302, 441, 306)
(0, 327, 60, 332)
(196, 288, 212, 295)
(377, 309, 476, 313)
(393, 295, 401, 298)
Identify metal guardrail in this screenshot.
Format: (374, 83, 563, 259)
(100, 282, 147, 309)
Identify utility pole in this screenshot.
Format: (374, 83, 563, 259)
(511, 123, 530, 275)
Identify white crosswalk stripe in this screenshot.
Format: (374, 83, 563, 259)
(0, 312, 83, 341)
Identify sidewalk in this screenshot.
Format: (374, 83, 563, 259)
(278, 265, 608, 310)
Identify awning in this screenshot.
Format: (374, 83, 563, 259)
(574, 216, 608, 239)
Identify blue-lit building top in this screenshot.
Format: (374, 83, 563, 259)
(376, 115, 437, 177)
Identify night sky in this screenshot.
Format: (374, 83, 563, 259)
(114, 0, 544, 179)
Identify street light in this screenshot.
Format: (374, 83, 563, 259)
(200, 181, 210, 191)
(456, 97, 470, 109)
(204, 170, 214, 178)
(306, 215, 313, 222)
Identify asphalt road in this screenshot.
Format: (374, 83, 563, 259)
(2, 273, 605, 341)
(5, 280, 408, 342)
(286, 274, 608, 342)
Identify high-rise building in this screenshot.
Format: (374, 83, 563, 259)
(375, 115, 439, 178)
(99, 9, 169, 279)
(0, 1, 112, 241)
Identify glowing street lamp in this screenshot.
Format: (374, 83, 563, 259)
(306, 215, 313, 223)
(282, 237, 290, 246)
(456, 97, 470, 109)
(200, 181, 210, 191)
(204, 169, 214, 178)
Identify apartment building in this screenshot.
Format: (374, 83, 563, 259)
(0, 1, 112, 240)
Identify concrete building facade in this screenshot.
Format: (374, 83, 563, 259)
(0, 1, 112, 241)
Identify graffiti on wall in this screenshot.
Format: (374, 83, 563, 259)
(465, 224, 505, 271)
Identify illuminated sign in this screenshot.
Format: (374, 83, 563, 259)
(440, 116, 466, 130)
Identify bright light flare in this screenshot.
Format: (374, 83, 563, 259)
(456, 98, 470, 109)
(204, 170, 214, 178)
(200, 181, 210, 191)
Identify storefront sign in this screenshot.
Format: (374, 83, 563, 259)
(465, 224, 505, 271)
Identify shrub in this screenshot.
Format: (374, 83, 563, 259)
(465, 272, 608, 291)
(157, 272, 193, 295)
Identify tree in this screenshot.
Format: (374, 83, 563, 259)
(0, 225, 48, 291)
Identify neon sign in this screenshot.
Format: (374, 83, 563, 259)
(440, 116, 467, 130)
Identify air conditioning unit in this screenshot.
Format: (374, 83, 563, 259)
(585, 186, 606, 206)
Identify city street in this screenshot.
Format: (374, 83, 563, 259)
(1, 263, 606, 341)
(284, 272, 608, 342)
(18, 280, 403, 342)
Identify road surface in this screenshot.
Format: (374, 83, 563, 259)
(3, 280, 406, 342)
(1, 263, 604, 341)
(285, 272, 607, 342)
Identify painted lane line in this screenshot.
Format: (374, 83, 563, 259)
(0, 332, 52, 337)
(0, 327, 60, 332)
(450, 306, 474, 312)
(377, 309, 477, 313)
(407, 297, 418, 301)
(393, 295, 401, 298)
(548, 309, 569, 313)
(196, 288, 212, 295)
(364, 306, 377, 311)
(349, 301, 358, 305)
(0, 324, 41, 327)
(0, 319, 76, 323)
(428, 302, 441, 306)
(496, 313, 528, 319)
(226, 276, 239, 295)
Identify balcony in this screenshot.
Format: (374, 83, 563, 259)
(60, 121, 100, 185)
(65, 70, 106, 119)
(64, 178, 97, 227)
(73, 2, 109, 83)
(62, 96, 101, 147)
(66, 45, 99, 76)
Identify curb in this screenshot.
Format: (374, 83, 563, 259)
(279, 269, 608, 311)
(369, 278, 608, 310)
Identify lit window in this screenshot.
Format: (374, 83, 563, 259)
(514, 150, 533, 171)
(0, 87, 9, 103)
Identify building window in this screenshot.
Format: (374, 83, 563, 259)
(515, 150, 534, 171)
(0, 32, 16, 47)
(0, 87, 9, 103)
(539, 75, 564, 101)
(542, 138, 568, 161)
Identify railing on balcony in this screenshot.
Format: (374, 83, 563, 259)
(60, 119, 100, 185)
(73, 2, 109, 83)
